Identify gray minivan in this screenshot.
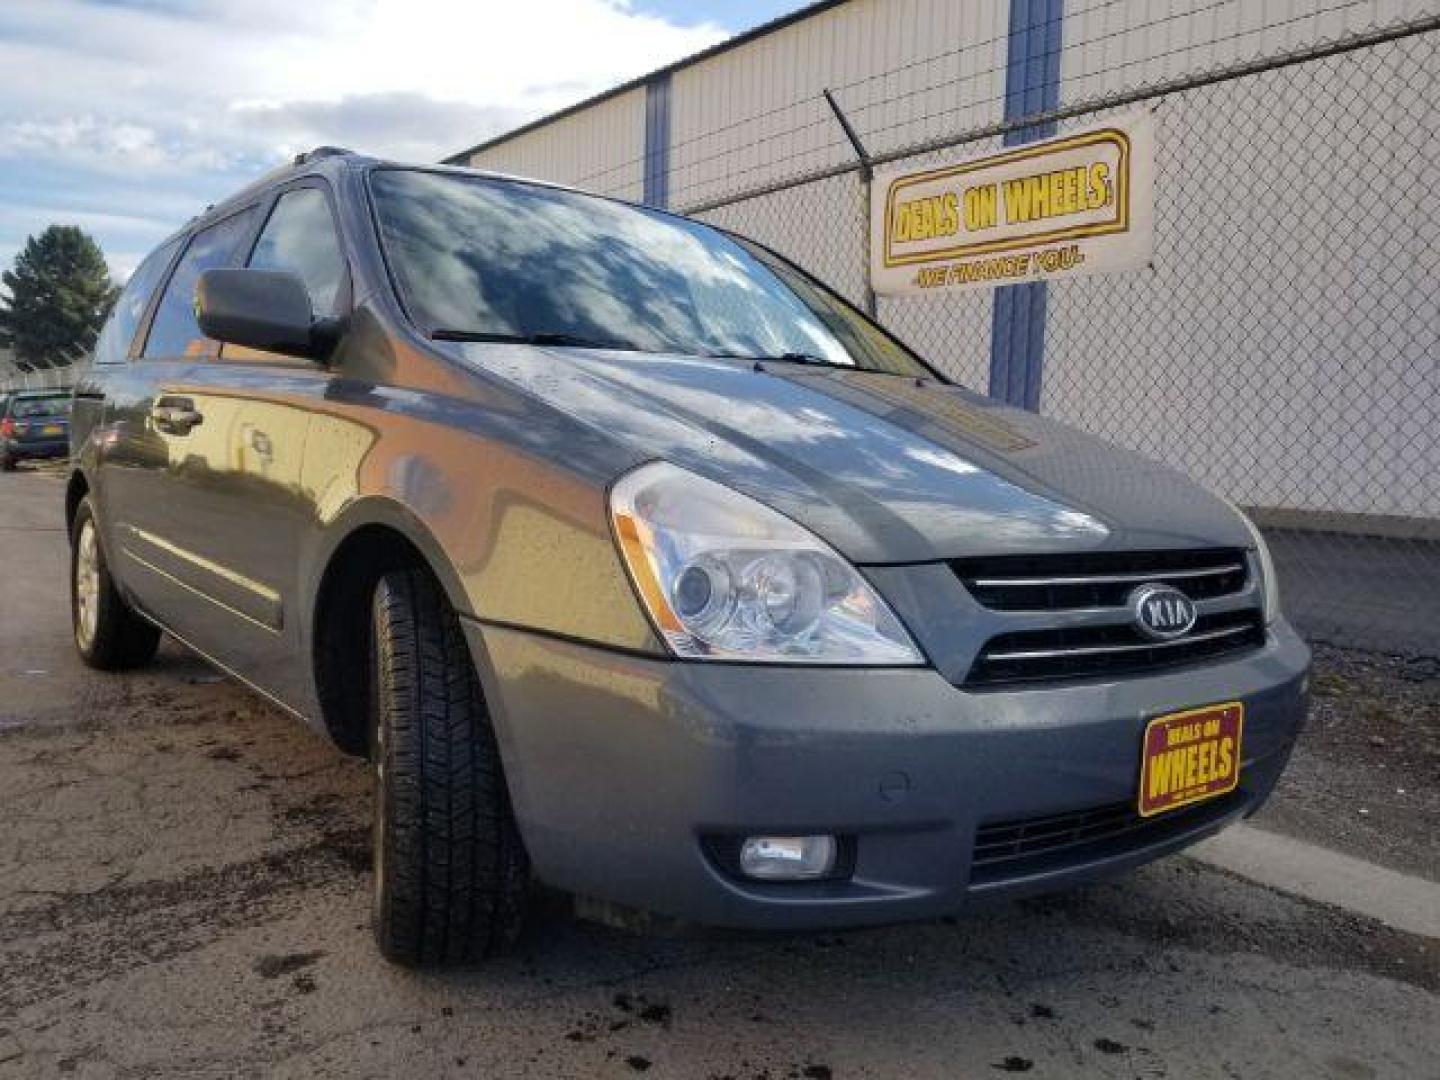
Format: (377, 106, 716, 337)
(68, 149, 1309, 966)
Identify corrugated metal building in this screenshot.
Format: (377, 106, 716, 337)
(445, 0, 1438, 534)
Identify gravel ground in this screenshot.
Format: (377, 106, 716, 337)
(1, 698, 1435, 1079)
(1, 467, 1436, 1079)
(1256, 643, 1440, 880)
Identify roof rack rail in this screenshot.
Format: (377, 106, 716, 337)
(293, 146, 355, 165)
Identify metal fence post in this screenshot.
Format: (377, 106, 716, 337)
(822, 88, 877, 319)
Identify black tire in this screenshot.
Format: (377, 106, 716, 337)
(0, 453, 14, 472)
(369, 566, 529, 967)
(70, 496, 161, 670)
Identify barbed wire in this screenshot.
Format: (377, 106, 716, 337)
(675, 9, 1440, 215)
(558, 0, 1389, 204)
(845, 0, 1386, 134)
(562, 0, 1219, 192)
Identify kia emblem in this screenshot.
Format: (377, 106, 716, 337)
(1130, 583, 1198, 641)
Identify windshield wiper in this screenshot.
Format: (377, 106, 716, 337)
(709, 350, 856, 371)
(432, 334, 903, 375)
(429, 329, 640, 351)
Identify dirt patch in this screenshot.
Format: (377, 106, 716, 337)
(253, 951, 326, 979)
(0, 828, 366, 1015)
(1256, 642, 1440, 879)
(0, 686, 369, 1019)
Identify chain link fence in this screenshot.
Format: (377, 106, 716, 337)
(677, 9, 1438, 659)
(1, 340, 90, 394)
(0, 363, 84, 394)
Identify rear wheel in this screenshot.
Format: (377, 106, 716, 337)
(70, 497, 161, 670)
(0, 453, 14, 472)
(369, 566, 529, 967)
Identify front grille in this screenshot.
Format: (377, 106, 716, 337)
(954, 548, 1249, 611)
(953, 548, 1262, 686)
(968, 609, 1265, 685)
(969, 790, 1245, 885)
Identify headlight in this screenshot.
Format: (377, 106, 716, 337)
(1239, 511, 1281, 625)
(610, 461, 924, 664)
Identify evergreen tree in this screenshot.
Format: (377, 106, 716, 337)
(0, 225, 118, 370)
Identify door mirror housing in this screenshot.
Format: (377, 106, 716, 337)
(195, 268, 332, 361)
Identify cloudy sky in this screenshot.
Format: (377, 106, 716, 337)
(0, 0, 802, 281)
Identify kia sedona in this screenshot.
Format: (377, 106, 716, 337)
(67, 148, 1310, 967)
(2, 389, 72, 471)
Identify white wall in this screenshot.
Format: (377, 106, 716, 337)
(464, 86, 647, 201)
(1059, 0, 1437, 105)
(1042, 5, 1440, 518)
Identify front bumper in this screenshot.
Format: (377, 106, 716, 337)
(463, 618, 1309, 929)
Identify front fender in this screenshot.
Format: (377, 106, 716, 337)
(300, 470, 662, 672)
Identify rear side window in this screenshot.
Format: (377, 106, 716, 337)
(92, 239, 180, 366)
(11, 396, 71, 418)
(143, 208, 257, 359)
(248, 187, 346, 316)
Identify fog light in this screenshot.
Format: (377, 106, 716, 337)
(738, 835, 837, 880)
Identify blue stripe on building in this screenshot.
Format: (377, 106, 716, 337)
(643, 74, 672, 209)
(989, 0, 1063, 411)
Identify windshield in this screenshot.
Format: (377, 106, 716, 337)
(12, 396, 71, 419)
(368, 169, 930, 377)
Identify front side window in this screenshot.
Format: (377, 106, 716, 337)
(143, 208, 256, 359)
(93, 239, 180, 366)
(248, 187, 346, 316)
(368, 169, 928, 377)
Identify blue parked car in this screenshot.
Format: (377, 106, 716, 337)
(1, 389, 71, 470)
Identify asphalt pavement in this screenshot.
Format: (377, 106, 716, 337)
(1, 466, 1435, 1080)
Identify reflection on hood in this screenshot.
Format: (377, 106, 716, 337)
(459, 343, 1255, 564)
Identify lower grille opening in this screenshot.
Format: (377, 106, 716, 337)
(967, 609, 1265, 687)
(969, 790, 1246, 886)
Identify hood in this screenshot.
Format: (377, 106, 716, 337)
(457, 344, 1253, 565)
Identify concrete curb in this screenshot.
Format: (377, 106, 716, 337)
(1191, 823, 1440, 939)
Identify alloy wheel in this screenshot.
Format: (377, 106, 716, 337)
(74, 519, 100, 651)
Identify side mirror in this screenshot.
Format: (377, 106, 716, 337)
(195, 268, 330, 361)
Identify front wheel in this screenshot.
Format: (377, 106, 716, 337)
(369, 566, 530, 967)
(70, 497, 161, 670)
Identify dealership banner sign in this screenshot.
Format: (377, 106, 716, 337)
(871, 110, 1155, 296)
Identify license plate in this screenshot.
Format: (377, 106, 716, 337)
(1138, 701, 1243, 817)
(42, 424, 63, 435)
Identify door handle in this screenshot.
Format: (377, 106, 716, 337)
(151, 397, 204, 435)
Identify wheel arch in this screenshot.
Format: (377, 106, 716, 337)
(64, 468, 90, 537)
(306, 498, 473, 754)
